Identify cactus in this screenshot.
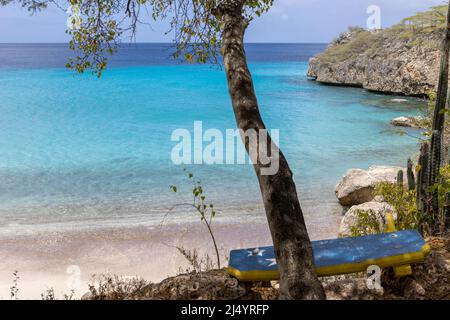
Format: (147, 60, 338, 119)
(447, 149, 450, 229)
(427, 1, 450, 234)
(416, 142, 429, 216)
(397, 169, 404, 188)
(428, 130, 442, 218)
(445, 192, 450, 229)
(431, 1, 450, 133)
(407, 158, 415, 191)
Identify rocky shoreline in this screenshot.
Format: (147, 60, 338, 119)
(334, 165, 404, 207)
(390, 116, 425, 128)
(335, 165, 406, 237)
(307, 26, 443, 97)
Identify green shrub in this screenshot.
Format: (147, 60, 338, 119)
(349, 182, 422, 237)
(429, 164, 450, 233)
(349, 209, 385, 237)
(319, 29, 374, 64)
(374, 182, 422, 231)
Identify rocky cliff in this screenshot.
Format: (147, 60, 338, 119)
(307, 7, 448, 96)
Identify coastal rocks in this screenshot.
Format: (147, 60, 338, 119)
(390, 99, 409, 103)
(390, 116, 424, 128)
(339, 200, 395, 237)
(335, 165, 405, 206)
(332, 30, 356, 46)
(307, 29, 442, 96)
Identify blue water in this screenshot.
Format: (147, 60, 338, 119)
(0, 43, 425, 236)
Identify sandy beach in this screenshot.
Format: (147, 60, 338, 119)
(0, 201, 341, 299)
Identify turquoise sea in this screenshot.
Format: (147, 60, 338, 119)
(0, 43, 425, 237)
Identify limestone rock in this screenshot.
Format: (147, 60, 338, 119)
(390, 116, 424, 128)
(307, 28, 441, 96)
(339, 200, 396, 237)
(335, 165, 404, 206)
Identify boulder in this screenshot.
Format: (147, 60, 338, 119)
(390, 116, 424, 128)
(339, 200, 396, 237)
(389, 99, 409, 103)
(335, 165, 405, 206)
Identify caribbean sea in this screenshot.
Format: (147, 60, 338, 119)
(0, 43, 427, 297)
(0, 43, 425, 236)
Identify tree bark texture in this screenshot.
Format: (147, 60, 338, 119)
(217, 1, 325, 300)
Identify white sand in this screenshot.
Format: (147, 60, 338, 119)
(0, 203, 340, 299)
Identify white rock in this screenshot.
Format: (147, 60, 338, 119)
(390, 99, 409, 103)
(390, 116, 424, 128)
(335, 165, 405, 206)
(339, 201, 396, 237)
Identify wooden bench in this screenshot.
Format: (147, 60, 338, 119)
(227, 215, 430, 281)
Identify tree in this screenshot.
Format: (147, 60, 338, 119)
(3, 0, 325, 299)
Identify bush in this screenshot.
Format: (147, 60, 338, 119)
(349, 182, 422, 237)
(87, 274, 149, 300)
(319, 28, 374, 64)
(349, 209, 385, 237)
(429, 165, 450, 233)
(374, 182, 422, 231)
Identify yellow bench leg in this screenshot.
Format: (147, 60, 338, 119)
(394, 264, 413, 277)
(385, 213, 413, 277)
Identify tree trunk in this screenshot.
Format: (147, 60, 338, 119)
(218, 2, 325, 300)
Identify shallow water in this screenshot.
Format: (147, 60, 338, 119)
(0, 43, 425, 238)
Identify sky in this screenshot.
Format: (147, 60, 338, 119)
(0, 0, 446, 43)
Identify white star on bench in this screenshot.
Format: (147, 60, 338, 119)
(247, 248, 266, 257)
(265, 258, 277, 267)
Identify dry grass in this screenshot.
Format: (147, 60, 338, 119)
(86, 274, 149, 300)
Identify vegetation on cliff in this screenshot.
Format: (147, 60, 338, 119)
(319, 6, 446, 64)
(308, 6, 449, 96)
